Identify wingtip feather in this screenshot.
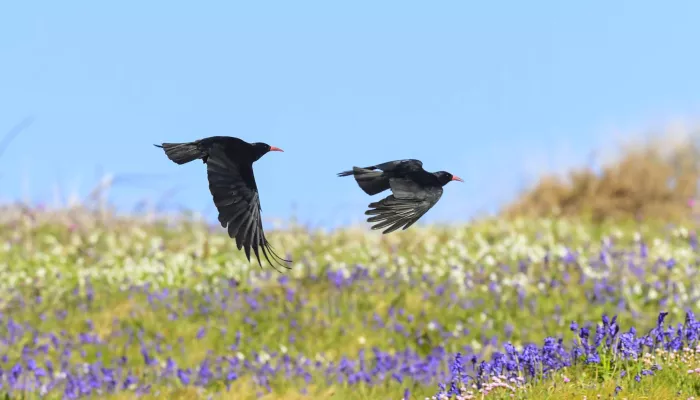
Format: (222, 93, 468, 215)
(206, 147, 292, 273)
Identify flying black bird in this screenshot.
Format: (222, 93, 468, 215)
(338, 159, 463, 234)
(155, 136, 291, 271)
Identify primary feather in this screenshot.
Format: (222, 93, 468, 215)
(365, 180, 444, 234)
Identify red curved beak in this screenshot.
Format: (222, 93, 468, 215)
(451, 175, 464, 182)
(269, 146, 284, 152)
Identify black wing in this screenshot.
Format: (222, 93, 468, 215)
(338, 159, 424, 177)
(364, 178, 443, 234)
(373, 159, 424, 174)
(337, 159, 426, 196)
(205, 144, 290, 271)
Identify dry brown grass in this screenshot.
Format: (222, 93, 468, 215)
(502, 129, 700, 223)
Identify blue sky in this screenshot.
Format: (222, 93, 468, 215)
(2, 1, 700, 228)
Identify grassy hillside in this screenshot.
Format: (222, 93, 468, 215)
(0, 205, 699, 399)
(1, 128, 700, 399)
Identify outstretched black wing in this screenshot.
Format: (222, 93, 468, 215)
(364, 178, 443, 234)
(205, 144, 290, 271)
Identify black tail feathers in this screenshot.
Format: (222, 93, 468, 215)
(155, 142, 206, 165)
(338, 166, 390, 196)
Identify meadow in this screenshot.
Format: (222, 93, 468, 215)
(0, 205, 700, 399)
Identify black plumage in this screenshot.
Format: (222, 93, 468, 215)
(338, 159, 463, 234)
(155, 136, 290, 271)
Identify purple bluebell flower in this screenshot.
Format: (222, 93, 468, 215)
(570, 321, 578, 332)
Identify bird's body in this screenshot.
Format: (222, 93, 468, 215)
(338, 159, 463, 234)
(155, 136, 290, 271)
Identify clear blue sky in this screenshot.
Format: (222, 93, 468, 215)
(2, 1, 700, 228)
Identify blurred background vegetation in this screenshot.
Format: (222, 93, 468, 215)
(502, 127, 700, 224)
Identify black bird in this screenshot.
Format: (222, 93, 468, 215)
(338, 159, 463, 234)
(155, 136, 291, 271)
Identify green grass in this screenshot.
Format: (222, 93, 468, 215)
(0, 208, 699, 399)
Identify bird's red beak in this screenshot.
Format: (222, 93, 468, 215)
(269, 146, 284, 152)
(451, 175, 464, 182)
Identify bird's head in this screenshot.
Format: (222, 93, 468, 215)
(250, 142, 284, 161)
(434, 171, 464, 186)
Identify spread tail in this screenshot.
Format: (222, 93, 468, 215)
(154, 142, 206, 165)
(338, 166, 390, 195)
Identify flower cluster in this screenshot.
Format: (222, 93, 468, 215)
(433, 311, 700, 398)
